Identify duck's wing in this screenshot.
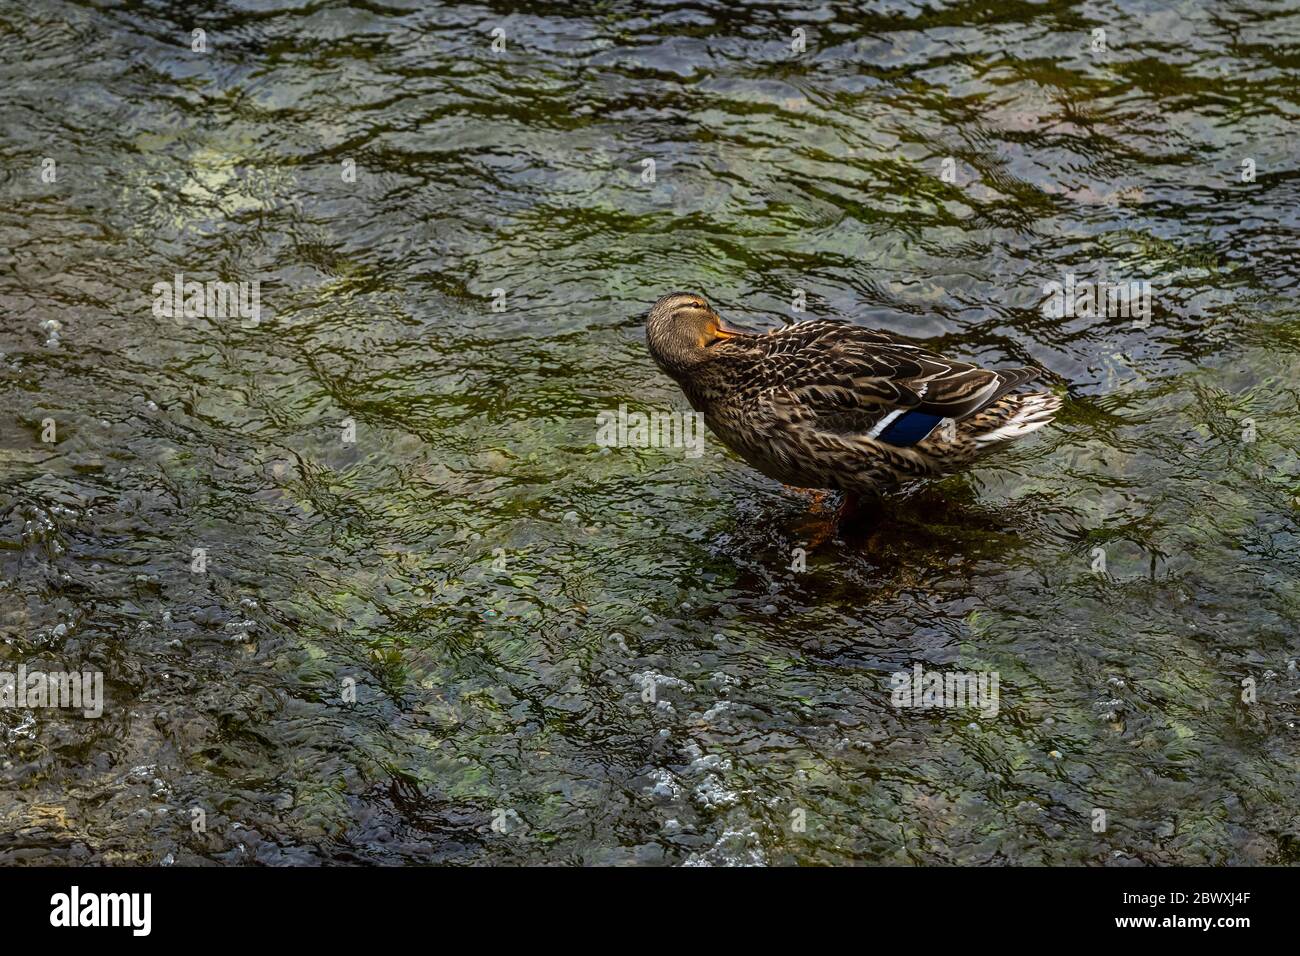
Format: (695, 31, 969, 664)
(736, 321, 1040, 446)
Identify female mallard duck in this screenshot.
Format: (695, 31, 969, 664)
(646, 292, 1061, 520)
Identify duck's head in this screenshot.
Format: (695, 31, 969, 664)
(645, 292, 748, 377)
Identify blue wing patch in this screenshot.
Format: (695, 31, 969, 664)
(877, 410, 945, 447)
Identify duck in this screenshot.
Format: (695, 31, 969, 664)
(645, 292, 1062, 522)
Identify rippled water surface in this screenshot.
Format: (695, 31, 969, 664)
(2, 0, 1299, 865)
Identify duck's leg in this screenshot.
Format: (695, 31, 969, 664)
(783, 487, 838, 550)
(782, 485, 831, 513)
(836, 491, 878, 536)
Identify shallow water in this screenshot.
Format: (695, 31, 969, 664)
(1, 0, 1298, 865)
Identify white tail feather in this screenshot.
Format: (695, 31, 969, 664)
(973, 393, 1061, 445)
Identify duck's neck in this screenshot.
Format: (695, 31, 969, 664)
(672, 366, 720, 416)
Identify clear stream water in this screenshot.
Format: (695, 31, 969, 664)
(1, 0, 1298, 865)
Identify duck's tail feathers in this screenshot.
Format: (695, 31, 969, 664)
(971, 391, 1062, 446)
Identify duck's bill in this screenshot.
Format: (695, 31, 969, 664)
(714, 317, 754, 338)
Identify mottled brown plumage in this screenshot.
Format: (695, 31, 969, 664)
(645, 292, 1061, 502)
